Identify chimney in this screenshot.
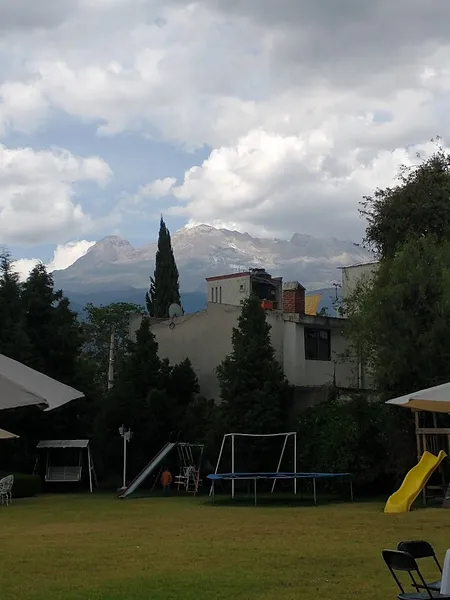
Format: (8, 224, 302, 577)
(282, 281, 305, 314)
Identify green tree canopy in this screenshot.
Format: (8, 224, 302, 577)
(83, 302, 146, 391)
(146, 217, 181, 317)
(102, 318, 203, 478)
(217, 294, 292, 435)
(0, 252, 32, 362)
(21, 263, 82, 383)
(345, 236, 450, 399)
(361, 147, 450, 259)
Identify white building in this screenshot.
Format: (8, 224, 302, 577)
(130, 269, 363, 403)
(340, 261, 378, 299)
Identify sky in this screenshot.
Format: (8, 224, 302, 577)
(1, 0, 450, 279)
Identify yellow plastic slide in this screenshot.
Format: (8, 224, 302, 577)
(384, 450, 447, 513)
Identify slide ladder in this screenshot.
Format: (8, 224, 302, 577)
(119, 442, 176, 499)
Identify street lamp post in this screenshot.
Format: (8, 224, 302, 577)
(118, 425, 133, 491)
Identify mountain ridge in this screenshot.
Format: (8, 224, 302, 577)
(52, 224, 373, 294)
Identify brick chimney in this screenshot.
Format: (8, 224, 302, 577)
(282, 281, 305, 314)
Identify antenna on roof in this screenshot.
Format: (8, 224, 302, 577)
(168, 303, 183, 330)
(331, 282, 341, 300)
(169, 303, 183, 318)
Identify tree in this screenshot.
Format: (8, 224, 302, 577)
(361, 146, 450, 259)
(102, 317, 164, 474)
(297, 389, 391, 491)
(83, 302, 146, 391)
(101, 318, 205, 479)
(0, 252, 31, 362)
(345, 236, 450, 399)
(146, 217, 181, 317)
(217, 294, 292, 436)
(21, 263, 82, 383)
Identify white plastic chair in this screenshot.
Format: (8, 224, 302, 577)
(0, 474, 14, 505)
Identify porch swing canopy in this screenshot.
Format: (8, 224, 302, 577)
(386, 381, 450, 413)
(37, 440, 89, 449)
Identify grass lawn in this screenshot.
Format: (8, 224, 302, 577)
(1, 494, 450, 600)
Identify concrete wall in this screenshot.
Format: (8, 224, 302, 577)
(341, 262, 378, 299)
(207, 274, 250, 306)
(282, 316, 355, 389)
(130, 304, 357, 400)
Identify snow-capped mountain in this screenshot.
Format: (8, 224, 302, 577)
(52, 224, 373, 294)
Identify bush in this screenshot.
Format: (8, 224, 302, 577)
(297, 389, 415, 494)
(0, 472, 42, 498)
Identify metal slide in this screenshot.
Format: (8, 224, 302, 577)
(119, 442, 176, 498)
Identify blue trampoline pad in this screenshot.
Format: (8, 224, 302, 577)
(207, 472, 352, 480)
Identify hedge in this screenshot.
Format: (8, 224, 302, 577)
(0, 472, 41, 498)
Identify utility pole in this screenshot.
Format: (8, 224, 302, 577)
(118, 425, 133, 491)
(107, 329, 115, 391)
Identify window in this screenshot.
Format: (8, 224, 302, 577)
(239, 284, 245, 292)
(219, 286, 222, 303)
(211, 287, 214, 302)
(304, 328, 331, 361)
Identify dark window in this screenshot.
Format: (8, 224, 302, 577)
(219, 286, 222, 303)
(304, 328, 331, 361)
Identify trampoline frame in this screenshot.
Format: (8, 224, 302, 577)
(211, 432, 298, 498)
(207, 472, 353, 507)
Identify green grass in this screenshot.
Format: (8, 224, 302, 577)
(1, 494, 450, 599)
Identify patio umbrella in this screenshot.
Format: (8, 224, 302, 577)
(0, 428, 19, 440)
(386, 382, 450, 413)
(0, 353, 84, 412)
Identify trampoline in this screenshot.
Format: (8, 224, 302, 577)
(207, 472, 353, 507)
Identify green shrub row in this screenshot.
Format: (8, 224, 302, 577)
(0, 472, 41, 498)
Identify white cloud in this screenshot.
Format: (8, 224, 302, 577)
(13, 239, 96, 281)
(0, 143, 112, 244)
(139, 177, 176, 198)
(164, 133, 444, 239)
(1, 0, 450, 241)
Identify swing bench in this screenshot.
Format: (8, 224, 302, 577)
(36, 440, 97, 492)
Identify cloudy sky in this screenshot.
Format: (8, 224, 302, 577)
(1, 0, 450, 276)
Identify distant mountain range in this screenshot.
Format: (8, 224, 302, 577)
(52, 224, 372, 313)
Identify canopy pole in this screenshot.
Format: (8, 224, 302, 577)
(293, 432, 297, 495)
(415, 411, 421, 461)
(231, 434, 235, 499)
(87, 445, 93, 493)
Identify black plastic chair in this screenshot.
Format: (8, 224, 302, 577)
(397, 541, 442, 592)
(382, 550, 450, 599)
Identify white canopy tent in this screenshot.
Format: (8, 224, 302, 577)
(0, 428, 18, 440)
(0, 353, 84, 412)
(386, 382, 450, 413)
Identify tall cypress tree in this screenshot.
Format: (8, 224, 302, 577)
(217, 294, 293, 435)
(146, 217, 181, 317)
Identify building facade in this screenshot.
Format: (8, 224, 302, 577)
(340, 261, 378, 300)
(206, 268, 283, 309)
(130, 270, 361, 402)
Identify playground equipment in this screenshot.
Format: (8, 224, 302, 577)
(384, 450, 447, 513)
(209, 431, 354, 505)
(35, 439, 98, 493)
(118, 439, 204, 499)
(386, 383, 450, 506)
(211, 432, 298, 498)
